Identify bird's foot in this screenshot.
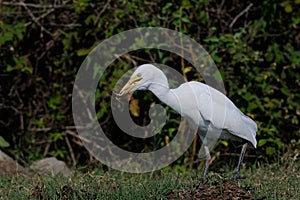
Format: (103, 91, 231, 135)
(195, 177, 206, 189)
(231, 172, 240, 182)
(232, 173, 247, 187)
(196, 181, 205, 189)
(231, 172, 246, 182)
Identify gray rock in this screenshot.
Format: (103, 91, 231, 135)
(29, 157, 72, 177)
(0, 150, 27, 176)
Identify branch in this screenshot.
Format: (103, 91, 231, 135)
(19, 0, 53, 35)
(94, 0, 112, 26)
(0, 1, 68, 9)
(229, 3, 253, 28)
(65, 136, 76, 166)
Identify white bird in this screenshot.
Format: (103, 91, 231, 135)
(117, 64, 257, 182)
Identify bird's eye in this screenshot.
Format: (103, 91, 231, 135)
(137, 73, 142, 77)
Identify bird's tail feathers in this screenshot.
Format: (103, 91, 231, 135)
(241, 115, 258, 148)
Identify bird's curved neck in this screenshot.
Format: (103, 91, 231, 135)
(148, 74, 179, 113)
(148, 74, 170, 101)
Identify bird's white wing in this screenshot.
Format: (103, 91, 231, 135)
(189, 82, 257, 147)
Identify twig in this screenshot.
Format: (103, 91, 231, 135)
(127, 55, 152, 62)
(0, 1, 68, 9)
(65, 136, 76, 166)
(0, 11, 48, 16)
(43, 141, 51, 156)
(73, 83, 94, 122)
(244, 17, 263, 43)
(94, 0, 111, 26)
(122, 54, 137, 66)
(27, 127, 52, 132)
(31, 8, 55, 25)
(19, 0, 53, 35)
(229, 3, 253, 28)
(65, 129, 93, 144)
(216, 0, 225, 20)
(220, 152, 257, 158)
(64, 125, 87, 130)
(256, 30, 291, 38)
(27, 126, 89, 132)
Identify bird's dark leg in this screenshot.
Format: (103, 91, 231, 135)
(232, 143, 248, 181)
(200, 145, 211, 183)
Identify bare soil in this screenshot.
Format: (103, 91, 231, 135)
(167, 180, 265, 200)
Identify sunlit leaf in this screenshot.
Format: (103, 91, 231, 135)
(0, 136, 9, 147)
(130, 99, 140, 117)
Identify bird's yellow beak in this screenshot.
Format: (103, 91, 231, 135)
(118, 75, 142, 95)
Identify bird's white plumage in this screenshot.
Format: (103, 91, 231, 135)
(124, 64, 257, 147)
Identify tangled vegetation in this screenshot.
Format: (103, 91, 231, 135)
(0, 0, 299, 168)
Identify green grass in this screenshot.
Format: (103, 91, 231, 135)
(245, 158, 300, 199)
(0, 159, 299, 199)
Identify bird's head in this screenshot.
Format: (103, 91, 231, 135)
(118, 64, 155, 95)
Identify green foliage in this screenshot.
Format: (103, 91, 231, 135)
(0, 22, 25, 44)
(0, 136, 10, 147)
(201, 3, 300, 156)
(0, 21, 29, 74)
